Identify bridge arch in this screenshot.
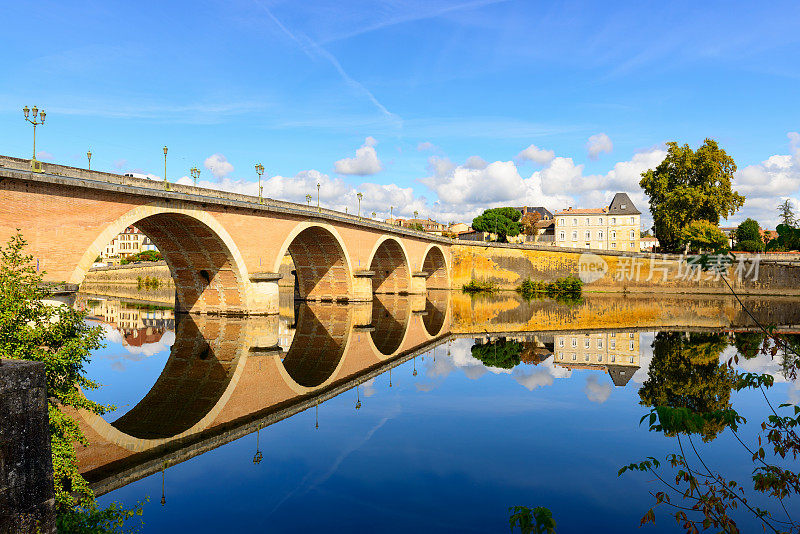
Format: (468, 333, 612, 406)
(368, 294, 412, 359)
(273, 223, 353, 301)
(421, 244, 449, 290)
(73, 203, 249, 315)
(367, 236, 412, 294)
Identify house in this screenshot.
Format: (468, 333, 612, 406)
(554, 193, 641, 252)
(640, 236, 659, 252)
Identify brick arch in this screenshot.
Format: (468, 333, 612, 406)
(273, 223, 353, 301)
(368, 237, 411, 294)
(422, 244, 449, 289)
(278, 303, 353, 392)
(369, 294, 412, 358)
(73, 203, 249, 315)
(79, 315, 249, 451)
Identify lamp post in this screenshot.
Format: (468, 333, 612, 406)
(190, 166, 200, 186)
(414, 210, 418, 220)
(162, 146, 169, 190)
(357, 192, 363, 219)
(372, 211, 376, 219)
(255, 163, 265, 204)
(306, 194, 312, 207)
(87, 149, 92, 170)
(316, 182, 321, 212)
(22, 106, 46, 160)
(390, 206, 394, 224)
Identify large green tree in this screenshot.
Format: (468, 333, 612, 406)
(638, 332, 735, 442)
(472, 207, 522, 243)
(471, 338, 523, 369)
(639, 139, 745, 251)
(734, 217, 764, 251)
(679, 220, 729, 252)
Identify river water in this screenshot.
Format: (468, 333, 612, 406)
(74, 289, 800, 533)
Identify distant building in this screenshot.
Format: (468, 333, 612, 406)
(720, 227, 737, 249)
(448, 222, 472, 235)
(401, 217, 447, 235)
(100, 225, 157, 259)
(640, 236, 659, 252)
(554, 193, 641, 252)
(514, 206, 554, 221)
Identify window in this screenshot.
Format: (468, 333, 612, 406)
(572, 231, 578, 240)
(630, 242, 634, 249)
(584, 339, 590, 348)
(572, 354, 577, 361)
(597, 339, 603, 349)
(572, 218, 578, 226)
(597, 355, 603, 362)
(559, 339, 565, 347)
(611, 355, 616, 362)
(611, 243, 616, 249)
(610, 339, 616, 349)
(611, 217, 616, 224)
(621, 204, 627, 209)
(584, 218, 589, 225)
(598, 217, 603, 224)
(629, 356, 635, 363)
(584, 355, 590, 362)
(611, 230, 616, 239)
(559, 231, 565, 240)
(558, 353, 563, 360)
(571, 338, 577, 347)
(630, 230, 636, 239)
(629, 333, 634, 338)
(598, 230, 604, 239)
(585, 231, 591, 240)
(629, 341, 635, 350)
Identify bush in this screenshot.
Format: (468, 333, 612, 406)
(517, 275, 583, 299)
(736, 239, 764, 252)
(680, 220, 729, 252)
(463, 279, 497, 293)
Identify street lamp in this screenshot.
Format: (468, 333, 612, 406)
(87, 149, 92, 170)
(390, 206, 394, 223)
(357, 192, 363, 219)
(190, 166, 200, 186)
(255, 163, 265, 204)
(305, 193, 312, 206)
(316, 182, 321, 212)
(372, 211, 376, 219)
(22, 106, 46, 160)
(162, 146, 169, 190)
(414, 210, 418, 220)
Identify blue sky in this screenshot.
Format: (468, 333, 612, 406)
(2, 0, 799, 227)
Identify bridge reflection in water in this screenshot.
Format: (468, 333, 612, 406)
(76, 291, 453, 496)
(74, 290, 800, 499)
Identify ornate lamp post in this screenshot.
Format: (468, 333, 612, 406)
(255, 163, 265, 204)
(22, 106, 46, 160)
(355, 384, 361, 410)
(253, 424, 263, 465)
(414, 210, 418, 220)
(190, 166, 200, 186)
(372, 211, 376, 219)
(87, 149, 92, 170)
(316, 182, 321, 212)
(306, 193, 312, 207)
(162, 146, 169, 190)
(357, 192, 363, 219)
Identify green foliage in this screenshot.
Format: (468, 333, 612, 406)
(638, 332, 735, 442)
(471, 338, 523, 369)
(766, 223, 800, 252)
(509, 506, 557, 534)
(679, 220, 729, 252)
(737, 239, 765, 252)
(735, 218, 761, 244)
(408, 222, 425, 232)
(120, 250, 162, 265)
(778, 198, 797, 227)
(462, 279, 498, 293)
(136, 276, 160, 290)
(0, 232, 110, 510)
(733, 332, 764, 358)
(472, 207, 522, 243)
(517, 276, 583, 299)
(56, 499, 147, 533)
(639, 139, 744, 251)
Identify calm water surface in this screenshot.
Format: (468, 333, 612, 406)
(75, 291, 799, 533)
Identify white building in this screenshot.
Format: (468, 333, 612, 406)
(554, 193, 641, 252)
(101, 226, 157, 259)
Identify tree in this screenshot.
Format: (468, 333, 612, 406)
(778, 198, 797, 227)
(471, 338, 523, 369)
(472, 207, 522, 242)
(0, 233, 109, 511)
(679, 220, 729, 252)
(735, 218, 764, 252)
(640, 139, 744, 251)
(638, 332, 735, 442)
(766, 223, 800, 252)
(520, 211, 541, 236)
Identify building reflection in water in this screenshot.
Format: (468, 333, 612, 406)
(553, 332, 641, 387)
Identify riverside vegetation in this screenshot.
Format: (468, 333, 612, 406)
(0, 232, 144, 532)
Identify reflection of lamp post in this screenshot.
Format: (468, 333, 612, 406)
(190, 166, 200, 186)
(316, 182, 321, 212)
(413, 356, 417, 377)
(255, 163, 265, 204)
(315, 402, 319, 429)
(357, 192, 363, 219)
(389, 368, 393, 388)
(162, 146, 169, 191)
(253, 424, 263, 464)
(87, 149, 92, 170)
(355, 384, 361, 410)
(390, 206, 394, 224)
(161, 463, 167, 506)
(306, 194, 312, 207)
(22, 106, 46, 160)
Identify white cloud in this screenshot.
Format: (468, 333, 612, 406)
(36, 150, 54, 160)
(517, 144, 555, 165)
(584, 374, 613, 403)
(417, 141, 436, 151)
(204, 153, 234, 179)
(334, 137, 383, 175)
(512, 355, 571, 391)
(586, 133, 613, 159)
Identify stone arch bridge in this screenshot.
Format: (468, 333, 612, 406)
(0, 156, 451, 315)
